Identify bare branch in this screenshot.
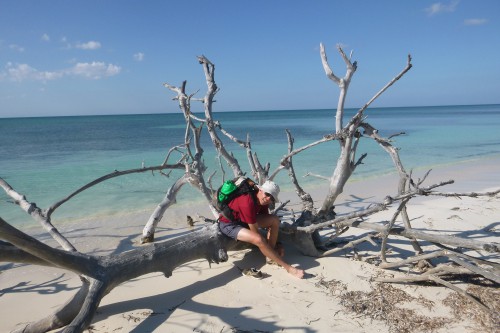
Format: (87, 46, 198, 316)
(428, 189, 500, 198)
(1, 178, 77, 251)
(319, 43, 341, 84)
(283, 129, 314, 211)
(276, 132, 342, 170)
(0, 217, 96, 275)
(46, 164, 184, 217)
(303, 172, 331, 181)
(321, 234, 377, 257)
(345, 55, 412, 131)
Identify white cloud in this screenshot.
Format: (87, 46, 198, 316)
(41, 33, 50, 42)
(68, 62, 121, 79)
(1, 61, 121, 82)
(2, 63, 63, 82)
(75, 41, 102, 50)
(464, 18, 488, 26)
(9, 44, 25, 52)
(60, 37, 72, 49)
(425, 0, 459, 16)
(133, 52, 145, 61)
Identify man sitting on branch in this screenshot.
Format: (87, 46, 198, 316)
(218, 179, 305, 279)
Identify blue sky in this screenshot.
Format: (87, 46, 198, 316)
(1, 0, 499, 118)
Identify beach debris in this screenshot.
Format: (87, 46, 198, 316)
(317, 277, 453, 333)
(443, 283, 500, 332)
(122, 313, 141, 323)
(187, 215, 194, 227)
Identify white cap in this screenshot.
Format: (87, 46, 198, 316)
(259, 180, 280, 202)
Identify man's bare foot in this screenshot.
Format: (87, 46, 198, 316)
(287, 266, 305, 279)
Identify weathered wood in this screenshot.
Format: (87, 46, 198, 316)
(331, 217, 500, 254)
(2, 216, 231, 333)
(141, 175, 190, 243)
(318, 46, 412, 216)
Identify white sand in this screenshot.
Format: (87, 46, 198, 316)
(1, 157, 499, 332)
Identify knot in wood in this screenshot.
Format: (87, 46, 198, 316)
(217, 248, 228, 262)
(323, 133, 335, 140)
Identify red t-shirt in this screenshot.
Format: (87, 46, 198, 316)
(219, 193, 269, 224)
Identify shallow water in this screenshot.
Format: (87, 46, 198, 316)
(1, 104, 499, 227)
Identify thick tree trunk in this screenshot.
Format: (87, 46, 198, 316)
(319, 146, 353, 216)
(2, 219, 232, 333)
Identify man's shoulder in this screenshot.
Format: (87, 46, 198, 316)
(231, 193, 255, 205)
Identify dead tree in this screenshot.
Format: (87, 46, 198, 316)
(1, 44, 499, 332)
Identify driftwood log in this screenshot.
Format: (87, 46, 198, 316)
(1, 44, 499, 332)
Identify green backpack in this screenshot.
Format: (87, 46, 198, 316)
(216, 177, 258, 221)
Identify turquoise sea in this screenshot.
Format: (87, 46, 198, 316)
(1, 104, 500, 227)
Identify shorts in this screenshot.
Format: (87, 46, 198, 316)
(218, 220, 249, 240)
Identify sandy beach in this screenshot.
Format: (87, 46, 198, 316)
(1, 157, 499, 333)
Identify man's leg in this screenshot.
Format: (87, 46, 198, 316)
(236, 227, 304, 279)
(256, 214, 283, 256)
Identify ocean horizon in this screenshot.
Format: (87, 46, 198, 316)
(1, 103, 498, 119)
(1, 104, 500, 228)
